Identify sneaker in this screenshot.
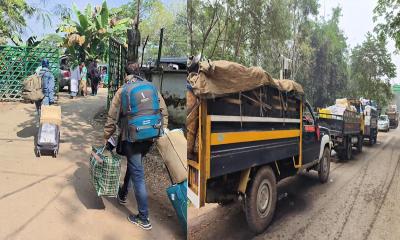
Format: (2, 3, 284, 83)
(117, 188, 127, 205)
(127, 214, 152, 230)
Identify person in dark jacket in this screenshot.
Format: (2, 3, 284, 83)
(104, 62, 168, 230)
(88, 60, 100, 96)
(35, 59, 55, 114)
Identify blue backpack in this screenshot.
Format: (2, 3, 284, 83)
(121, 80, 163, 142)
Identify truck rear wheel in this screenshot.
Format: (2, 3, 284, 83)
(318, 147, 330, 183)
(356, 136, 363, 153)
(345, 137, 352, 160)
(245, 166, 277, 234)
(338, 137, 352, 161)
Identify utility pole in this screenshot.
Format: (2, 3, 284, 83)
(127, 0, 141, 63)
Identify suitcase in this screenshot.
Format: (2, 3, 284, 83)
(36, 123, 60, 157)
(157, 129, 187, 184)
(166, 180, 187, 233)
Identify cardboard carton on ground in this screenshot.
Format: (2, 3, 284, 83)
(40, 105, 61, 126)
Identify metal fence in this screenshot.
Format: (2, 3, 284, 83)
(107, 37, 127, 109)
(0, 46, 59, 101)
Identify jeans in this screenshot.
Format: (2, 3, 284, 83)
(91, 77, 99, 95)
(34, 100, 42, 115)
(120, 152, 149, 219)
(42, 93, 54, 105)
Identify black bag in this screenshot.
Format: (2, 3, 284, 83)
(36, 123, 60, 157)
(116, 134, 124, 155)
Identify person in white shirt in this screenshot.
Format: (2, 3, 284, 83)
(70, 65, 80, 99)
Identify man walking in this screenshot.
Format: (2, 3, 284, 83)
(35, 59, 55, 114)
(89, 60, 100, 96)
(104, 62, 168, 230)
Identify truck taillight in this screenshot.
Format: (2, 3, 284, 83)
(316, 126, 320, 140)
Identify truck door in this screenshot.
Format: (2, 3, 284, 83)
(302, 102, 320, 164)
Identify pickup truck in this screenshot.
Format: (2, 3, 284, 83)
(318, 108, 363, 160)
(187, 81, 332, 233)
(387, 111, 399, 129)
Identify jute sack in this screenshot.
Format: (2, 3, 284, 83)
(157, 129, 187, 184)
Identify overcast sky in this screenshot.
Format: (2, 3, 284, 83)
(320, 0, 400, 84)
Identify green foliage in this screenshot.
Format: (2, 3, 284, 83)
(112, 0, 187, 61)
(57, 0, 133, 65)
(302, 7, 349, 107)
(0, 0, 35, 44)
(349, 33, 396, 107)
(373, 0, 400, 50)
(189, 1, 396, 108)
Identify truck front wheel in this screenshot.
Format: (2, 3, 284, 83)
(245, 166, 277, 234)
(318, 147, 331, 183)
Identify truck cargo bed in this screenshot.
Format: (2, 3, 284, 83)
(318, 111, 361, 136)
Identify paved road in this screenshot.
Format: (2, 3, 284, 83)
(189, 128, 400, 240)
(0, 90, 184, 240)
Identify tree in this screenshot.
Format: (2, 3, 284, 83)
(0, 0, 35, 44)
(349, 33, 396, 107)
(374, 0, 400, 50)
(306, 7, 349, 107)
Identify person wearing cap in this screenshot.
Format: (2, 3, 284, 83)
(103, 62, 168, 230)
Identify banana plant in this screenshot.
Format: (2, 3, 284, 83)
(57, 0, 132, 64)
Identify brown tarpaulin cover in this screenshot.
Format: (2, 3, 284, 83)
(188, 60, 304, 98)
(188, 60, 276, 98)
(273, 79, 304, 95)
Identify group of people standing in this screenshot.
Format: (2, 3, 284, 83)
(70, 60, 101, 98)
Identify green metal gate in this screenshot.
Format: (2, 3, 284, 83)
(0, 45, 59, 101)
(107, 37, 127, 109)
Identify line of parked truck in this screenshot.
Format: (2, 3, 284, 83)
(187, 60, 399, 234)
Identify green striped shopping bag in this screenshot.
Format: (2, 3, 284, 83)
(89, 146, 122, 197)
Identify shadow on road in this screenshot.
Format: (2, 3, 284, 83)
(72, 162, 105, 210)
(16, 124, 36, 138)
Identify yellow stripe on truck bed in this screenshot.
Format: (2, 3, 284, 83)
(210, 129, 300, 145)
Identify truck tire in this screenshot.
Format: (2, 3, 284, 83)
(245, 166, 277, 234)
(337, 137, 351, 161)
(356, 135, 363, 153)
(345, 137, 352, 160)
(318, 147, 330, 183)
